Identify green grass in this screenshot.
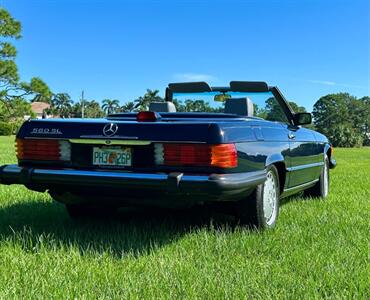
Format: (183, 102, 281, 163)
(0, 136, 368, 299)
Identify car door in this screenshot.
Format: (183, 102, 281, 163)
(287, 125, 323, 187)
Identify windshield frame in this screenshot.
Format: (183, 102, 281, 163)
(165, 83, 296, 125)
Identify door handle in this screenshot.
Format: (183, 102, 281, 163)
(288, 133, 296, 140)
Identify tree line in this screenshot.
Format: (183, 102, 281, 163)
(39, 89, 224, 119)
(0, 7, 369, 147)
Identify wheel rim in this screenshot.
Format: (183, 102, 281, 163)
(263, 170, 278, 225)
(323, 159, 329, 197)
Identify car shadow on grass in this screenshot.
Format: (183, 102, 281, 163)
(0, 200, 238, 258)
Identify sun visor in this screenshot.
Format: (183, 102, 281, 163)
(168, 82, 212, 93)
(230, 81, 269, 92)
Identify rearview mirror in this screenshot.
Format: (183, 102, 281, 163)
(214, 93, 231, 102)
(294, 112, 312, 125)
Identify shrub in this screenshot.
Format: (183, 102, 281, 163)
(9, 119, 25, 135)
(330, 125, 363, 147)
(363, 133, 370, 146)
(0, 121, 13, 136)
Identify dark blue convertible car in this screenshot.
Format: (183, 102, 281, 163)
(0, 81, 336, 229)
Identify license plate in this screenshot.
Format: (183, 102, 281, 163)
(92, 146, 132, 166)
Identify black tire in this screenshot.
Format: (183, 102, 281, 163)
(304, 154, 329, 198)
(236, 165, 280, 229)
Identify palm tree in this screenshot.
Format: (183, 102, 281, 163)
(120, 101, 136, 112)
(51, 93, 73, 118)
(134, 89, 163, 111)
(87, 100, 105, 118)
(102, 99, 120, 115)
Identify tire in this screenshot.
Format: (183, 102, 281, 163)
(304, 154, 329, 198)
(236, 165, 280, 229)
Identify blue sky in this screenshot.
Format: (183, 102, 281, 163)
(2, 0, 370, 110)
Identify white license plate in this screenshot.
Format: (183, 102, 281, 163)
(92, 146, 132, 166)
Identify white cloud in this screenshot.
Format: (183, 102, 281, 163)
(308, 80, 337, 86)
(173, 73, 217, 82)
(308, 79, 366, 89)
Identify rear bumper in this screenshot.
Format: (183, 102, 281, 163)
(0, 164, 266, 203)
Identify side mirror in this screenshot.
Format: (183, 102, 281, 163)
(294, 112, 312, 125)
(214, 93, 231, 102)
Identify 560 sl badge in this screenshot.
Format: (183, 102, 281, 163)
(31, 128, 63, 134)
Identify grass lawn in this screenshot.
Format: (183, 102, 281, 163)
(0, 136, 368, 299)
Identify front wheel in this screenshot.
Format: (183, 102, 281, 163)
(236, 165, 280, 229)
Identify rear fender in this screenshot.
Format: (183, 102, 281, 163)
(265, 153, 285, 168)
(265, 154, 287, 192)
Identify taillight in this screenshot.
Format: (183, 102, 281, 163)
(154, 143, 237, 168)
(137, 111, 161, 122)
(16, 139, 71, 161)
(210, 144, 238, 168)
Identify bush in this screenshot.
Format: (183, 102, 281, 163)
(0, 119, 25, 136)
(0, 121, 13, 136)
(9, 119, 25, 135)
(330, 125, 363, 147)
(363, 133, 370, 146)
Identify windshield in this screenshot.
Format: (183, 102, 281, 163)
(172, 91, 289, 123)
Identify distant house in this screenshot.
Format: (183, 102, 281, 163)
(25, 102, 51, 119)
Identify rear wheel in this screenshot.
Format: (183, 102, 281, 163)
(304, 154, 329, 198)
(236, 165, 280, 229)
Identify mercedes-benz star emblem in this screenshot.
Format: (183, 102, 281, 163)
(103, 123, 118, 137)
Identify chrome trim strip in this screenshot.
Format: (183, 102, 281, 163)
(1, 165, 210, 182)
(79, 135, 139, 139)
(0, 164, 20, 174)
(78, 138, 207, 144)
(69, 139, 151, 145)
(23, 137, 207, 144)
(283, 179, 319, 192)
(156, 141, 207, 144)
(24, 137, 68, 140)
(181, 175, 210, 182)
(286, 162, 324, 172)
(34, 168, 170, 180)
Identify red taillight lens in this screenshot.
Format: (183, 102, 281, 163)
(16, 139, 71, 161)
(154, 143, 237, 168)
(164, 144, 212, 165)
(137, 111, 161, 122)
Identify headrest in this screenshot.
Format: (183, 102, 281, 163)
(224, 97, 254, 116)
(149, 102, 177, 112)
